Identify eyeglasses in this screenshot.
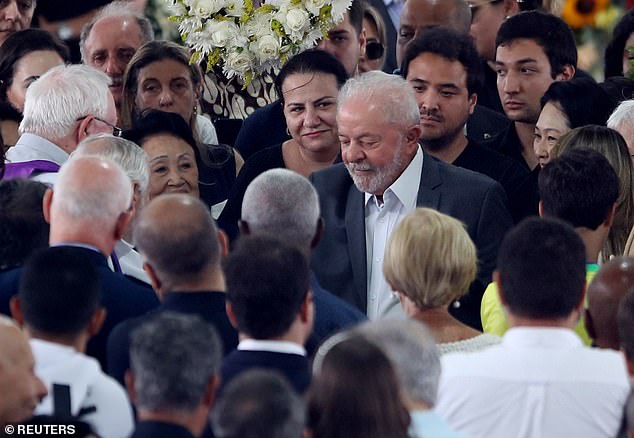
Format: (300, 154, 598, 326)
(76, 115, 123, 137)
(365, 40, 385, 61)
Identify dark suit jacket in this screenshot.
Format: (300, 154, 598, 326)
(129, 421, 195, 438)
(220, 349, 310, 394)
(310, 153, 513, 329)
(106, 290, 239, 387)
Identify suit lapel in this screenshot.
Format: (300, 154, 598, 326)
(345, 184, 368, 310)
(417, 151, 442, 208)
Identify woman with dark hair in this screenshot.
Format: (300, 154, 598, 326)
(307, 335, 410, 438)
(218, 48, 349, 239)
(0, 28, 69, 146)
(605, 8, 634, 79)
(534, 78, 616, 168)
(124, 110, 236, 215)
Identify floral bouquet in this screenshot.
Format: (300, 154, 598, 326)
(166, 0, 352, 85)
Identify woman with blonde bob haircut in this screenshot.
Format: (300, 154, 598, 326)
(384, 208, 500, 353)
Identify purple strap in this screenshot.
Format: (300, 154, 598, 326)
(2, 160, 61, 180)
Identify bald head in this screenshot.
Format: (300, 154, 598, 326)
(241, 169, 320, 252)
(0, 316, 47, 427)
(135, 194, 221, 286)
(397, 0, 471, 65)
(586, 257, 634, 350)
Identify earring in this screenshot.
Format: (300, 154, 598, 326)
(286, 127, 290, 137)
(193, 104, 198, 114)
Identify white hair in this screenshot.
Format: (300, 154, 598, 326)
(19, 65, 112, 140)
(241, 169, 320, 250)
(608, 100, 634, 131)
(353, 319, 441, 407)
(54, 155, 132, 225)
(338, 71, 420, 127)
(79, 1, 155, 62)
(74, 133, 149, 195)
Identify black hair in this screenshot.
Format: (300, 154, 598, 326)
(540, 78, 616, 129)
(0, 179, 49, 270)
(223, 235, 309, 339)
(19, 247, 101, 337)
(604, 9, 634, 79)
(539, 148, 619, 230)
(600, 76, 634, 104)
(497, 217, 586, 319)
(274, 49, 349, 104)
(348, 0, 365, 35)
(401, 26, 483, 96)
(496, 11, 577, 78)
(0, 29, 70, 104)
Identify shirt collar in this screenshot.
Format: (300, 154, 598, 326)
(364, 145, 423, 208)
(503, 327, 583, 349)
(238, 339, 306, 356)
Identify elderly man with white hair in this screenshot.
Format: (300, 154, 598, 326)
(607, 99, 634, 160)
(4, 64, 118, 184)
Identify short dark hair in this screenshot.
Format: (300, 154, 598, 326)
(19, 247, 101, 337)
(497, 217, 586, 320)
(539, 148, 619, 230)
(212, 369, 305, 438)
(618, 290, 634, 359)
(401, 26, 483, 96)
(496, 11, 577, 78)
(0, 179, 49, 270)
(600, 76, 634, 104)
(541, 78, 616, 129)
(275, 49, 349, 104)
(604, 9, 634, 79)
(0, 29, 70, 104)
(223, 236, 309, 339)
(348, 0, 365, 35)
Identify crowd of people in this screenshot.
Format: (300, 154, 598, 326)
(3, 0, 634, 436)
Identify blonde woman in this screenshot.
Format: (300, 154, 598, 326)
(384, 208, 500, 354)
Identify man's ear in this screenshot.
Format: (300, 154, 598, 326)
(125, 370, 136, 404)
(538, 200, 544, 218)
(143, 262, 164, 299)
(621, 348, 634, 376)
(9, 296, 23, 326)
(503, 0, 519, 16)
(76, 116, 93, 143)
(468, 93, 477, 115)
(202, 373, 220, 409)
(604, 203, 617, 228)
(218, 229, 230, 257)
(406, 124, 422, 147)
(43, 188, 54, 225)
(310, 218, 324, 249)
(226, 302, 239, 329)
(299, 290, 314, 324)
(493, 271, 507, 305)
(555, 64, 575, 81)
(358, 27, 367, 60)
(113, 210, 134, 241)
(584, 308, 596, 340)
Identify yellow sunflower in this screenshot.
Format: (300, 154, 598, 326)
(562, 0, 610, 29)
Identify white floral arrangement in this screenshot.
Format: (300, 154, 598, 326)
(165, 0, 352, 85)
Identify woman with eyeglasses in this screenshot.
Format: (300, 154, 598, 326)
(358, 5, 387, 73)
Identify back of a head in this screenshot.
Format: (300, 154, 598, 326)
(0, 179, 48, 270)
(134, 194, 220, 284)
(53, 155, 132, 228)
(497, 217, 586, 320)
(541, 78, 616, 128)
(601, 76, 634, 104)
(19, 65, 111, 140)
(383, 207, 477, 309)
(401, 26, 483, 96)
(212, 369, 305, 438)
(608, 99, 634, 132)
(338, 71, 420, 128)
(130, 312, 222, 413)
(308, 335, 409, 438)
(223, 235, 309, 339)
(19, 247, 100, 340)
(242, 169, 320, 251)
(353, 319, 440, 408)
(539, 148, 619, 230)
(74, 134, 149, 195)
(496, 11, 577, 77)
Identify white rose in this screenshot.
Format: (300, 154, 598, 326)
(192, 0, 224, 17)
(251, 34, 280, 61)
(304, 0, 326, 16)
(285, 8, 309, 33)
(225, 51, 252, 75)
(206, 20, 236, 47)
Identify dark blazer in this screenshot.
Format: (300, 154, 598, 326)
(129, 421, 195, 438)
(220, 350, 310, 394)
(310, 153, 513, 329)
(106, 291, 239, 387)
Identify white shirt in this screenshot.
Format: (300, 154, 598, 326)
(113, 239, 150, 284)
(365, 146, 423, 319)
(5, 133, 69, 185)
(195, 114, 219, 145)
(31, 339, 134, 438)
(238, 339, 306, 356)
(436, 327, 630, 438)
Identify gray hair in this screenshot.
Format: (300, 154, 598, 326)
(130, 312, 222, 413)
(338, 71, 420, 128)
(212, 369, 305, 438)
(242, 169, 320, 250)
(54, 155, 132, 225)
(353, 319, 440, 407)
(74, 134, 149, 195)
(19, 65, 111, 140)
(79, 0, 154, 62)
(608, 100, 634, 131)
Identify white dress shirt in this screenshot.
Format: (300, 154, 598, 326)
(365, 146, 423, 319)
(237, 339, 306, 356)
(436, 327, 630, 438)
(6, 133, 69, 185)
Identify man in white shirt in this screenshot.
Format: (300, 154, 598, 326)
(10, 246, 134, 438)
(436, 217, 630, 438)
